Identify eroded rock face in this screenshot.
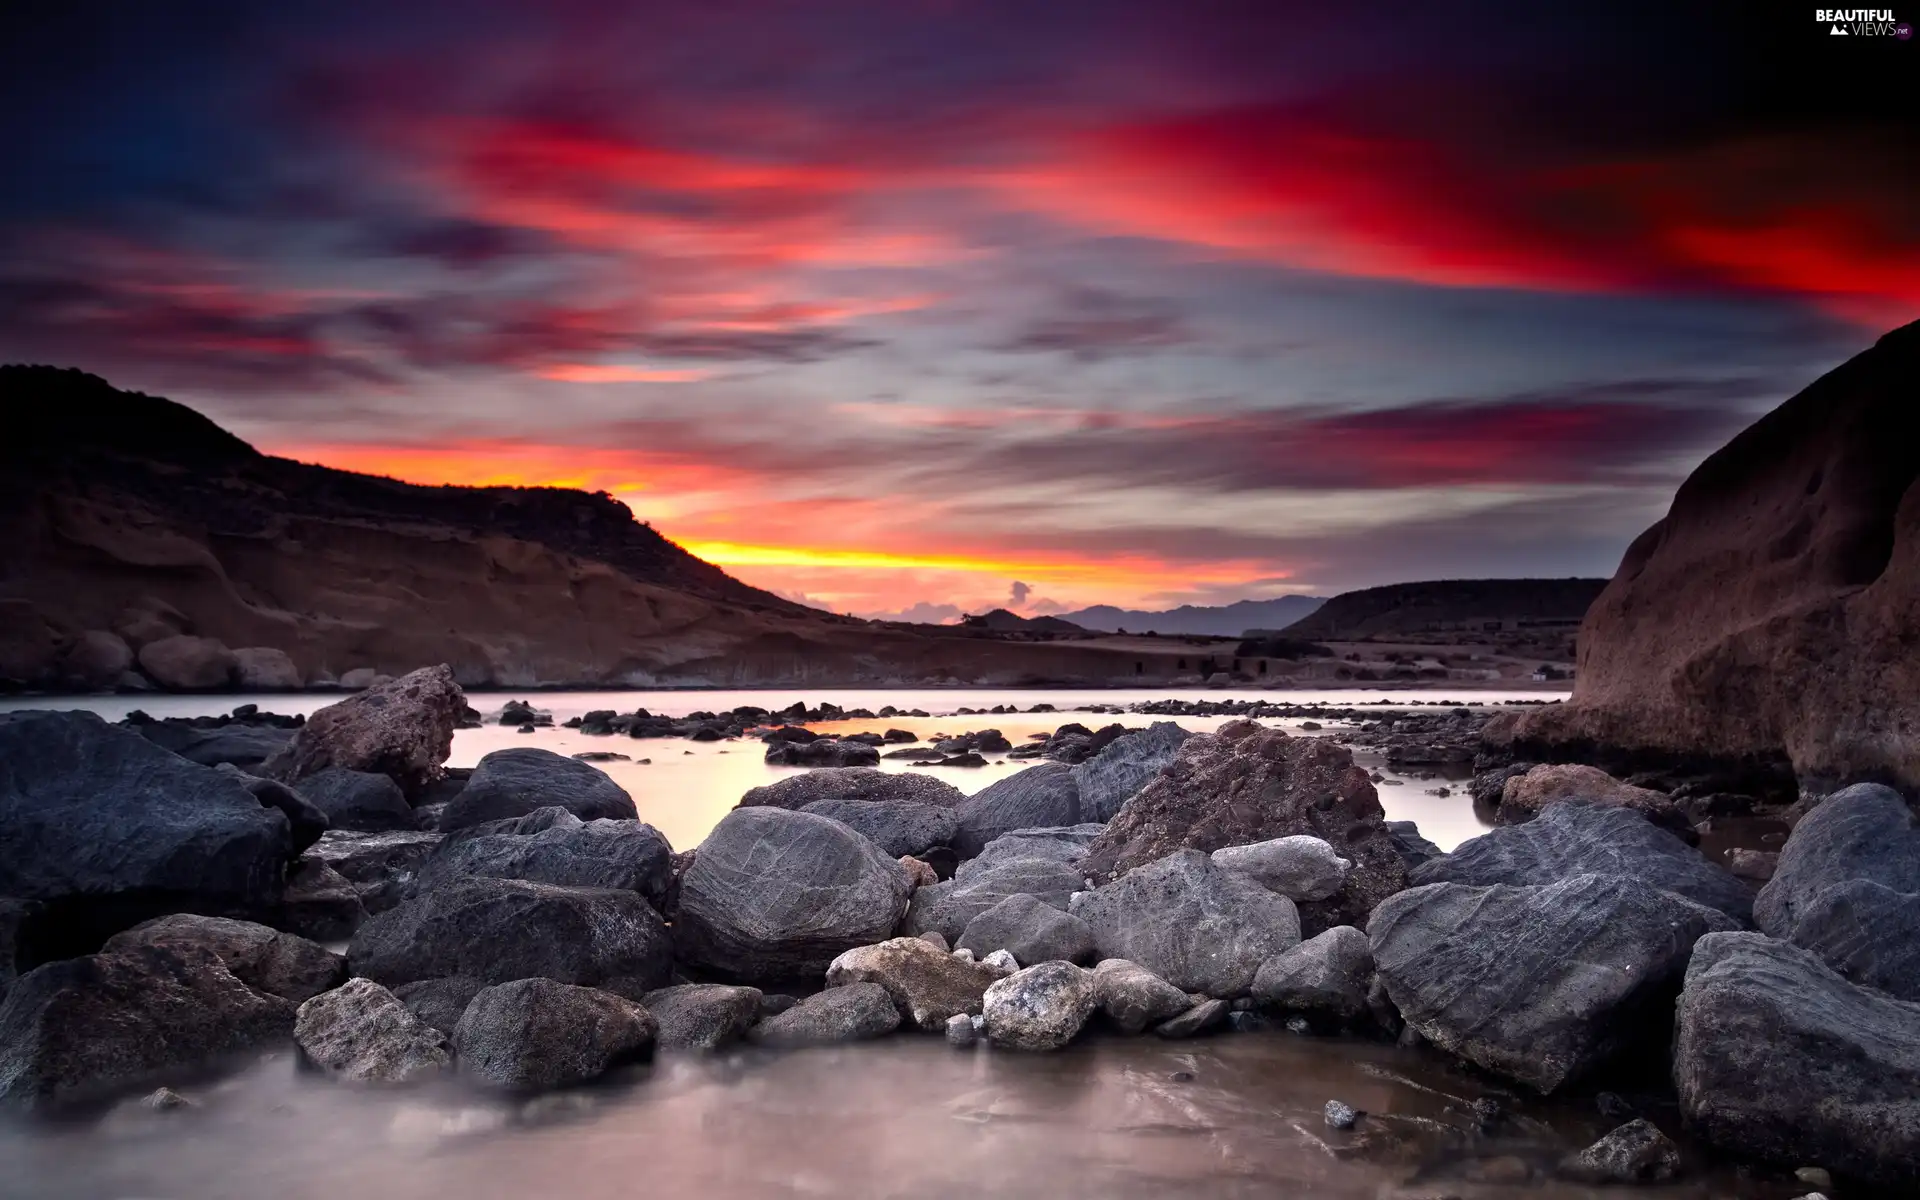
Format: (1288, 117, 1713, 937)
(956, 894, 1097, 966)
(737, 768, 964, 810)
(1251, 925, 1373, 1025)
(103, 914, 343, 1003)
(1072, 850, 1300, 997)
(453, 978, 656, 1092)
(952, 765, 1085, 858)
(1071, 722, 1191, 822)
(982, 961, 1096, 1051)
(298, 769, 417, 834)
(642, 984, 763, 1051)
(1675, 931, 1920, 1189)
(672, 807, 910, 984)
(1080, 722, 1405, 934)
(825, 937, 1003, 1030)
(410, 809, 674, 910)
(439, 748, 637, 832)
(1507, 322, 1920, 796)
(799, 797, 958, 858)
(263, 665, 465, 798)
(749, 981, 900, 1046)
(1496, 764, 1685, 834)
(1369, 873, 1736, 1093)
(294, 978, 451, 1084)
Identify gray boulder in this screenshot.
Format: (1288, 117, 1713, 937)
(799, 797, 958, 858)
(738, 768, 964, 810)
(641, 984, 763, 1051)
(299, 768, 417, 834)
(143, 722, 294, 770)
(1369, 873, 1737, 1093)
(1385, 821, 1444, 869)
(294, 978, 451, 1083)
(963, 825, 1105, 875)
(393, 976, 485, 1035)
(103, 914, 343, 1004)
(825, 937, 1003, 1030)
(439, 748, 637, 832)
(348, 876, 673, 994)
(453, 978, 657, 1092)
(1675, 931, 1920, 1189)
(277, 858, 367, 942)
(213, 765, 329, 855)
(673, 807, 910, 984)
(411, 808, 673, 909)
(982, 961, 1097, 1050)
(956, 894, 1097, 966)
(1154, 997, 1230, 1039)
(1558, 1119, 1682, 1185)
(263, 664, 466, 798)
(0, 944, 294, 1110)
(750, 981, 900, 1046)
(1072, 850, 1301, 997)
(1071, 722, 1191, 822)
(136, 635, 236, 690)
(1412, 802, 1753, 924)
(953, 764, 1084, 857)
(1090, 959, 1191, 1033)
(1211, 835, 1351, 901)
(901, 856, 1085, 945)
(306, 829, 444, 914)
(1251, 925, 1373, 1024)
(764, 739, 880, 768)
(1753, 782, 1920, 1001)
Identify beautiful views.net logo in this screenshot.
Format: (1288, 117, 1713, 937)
(1816, 7, 1914, 35)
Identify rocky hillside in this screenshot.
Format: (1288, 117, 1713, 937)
(1281, 578, 1607, 640)
(1500, 320, 1920, 796)
(1057, 596, 1324, 636)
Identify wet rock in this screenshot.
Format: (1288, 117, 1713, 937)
(233, 647, 302, 691)
(945, 1012, 976, 1047)
(750, 981, 900, 1046)
(348, 876, 673, 994)
(799, 797, 958, 858)
(1251, 925, 1373, 1025)
(673, 807, 910, 984)
(439, 748, 637, 832)
(1675, 931, 1920, 1189)
(952, 764, 1085, 858)
(294, 977, 451, 1084)
(136, 634, 236, 690)
(1411, 802, 1753, 924)
(1325, 1100, 1359, 1130)
(0, 944, 294, 1110)
(1726, 849, 1778, 881)
(411, 808, 673, 910)
(1384, 821, 1444, 869)
(1091, 959, 1191, 1033)
(454, 978, 656, 1092)
(641, 983, 763, 1051)
(104, 913, 343, 1004)
(1558, 1118, 1682, 1184)
(900, 855, 1084, 945)
(737, 768, 963, 810)
(1154, 997, 1229, 1038)
(1211, 835, 1350, 901)
(1369, 873, 1737, 1093)
(764, 739, 880, 767)
(298, 768, 417, 833)
(393, 976, 485, 1035)
(825, 937, 1003, 1029)
(263, 665, 465, 798)
(306, 829, 443, 914)
(1074, 850, 1301, 997)
(140, 1086, 195, 1111)
(956, 893, 1098, 966)
(1071, 722, 1192, 822)
(982, 961, 1097, 1050)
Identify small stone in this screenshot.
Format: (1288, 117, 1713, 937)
(1558, 1118, 1683, 1184)
(981, 949, 1018, 975)
(519, 1092, 598, 1125)
(1155, 998, 1230, 1039)
(142, 1087, 196, 1111)
(1284, 1015, 1312, 1035)
(1794, 1168, 1833, 1190)
(945, 1013, 976, 1048)
(952, 948, 976, 962)
(1227, 1010, 1273, 1033)
(1169, 1070, 1195, 1082)
(1325, 1100, 1359, 1130)
(918, 930, 950, 952)
(1469, 1097, 1502, 1133)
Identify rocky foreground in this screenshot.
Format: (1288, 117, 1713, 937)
(0, 666, 1915, 1193)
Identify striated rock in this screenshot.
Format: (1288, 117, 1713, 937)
(738, 768, 964, 811)
(673, 807, 910, 984)
(1497, 764, 1686, 834)
(136, 634, 237, 690)
(454, 978, 656, 1092)
(952, 764, 1084, 858)
(1154, 997, 1230, 1039)
(1369, 873, 1736, 1093)
(1071, 722, 1191, 822)
(825, 937, 1003, 1030)
(964, 825, 1104, 875)
(750, 981, 900, 1046)
(1251, 925, 1374, 1025)
(393, 976, 486, 1036)
(294, 978, 451, 1084)
(1080, 721, 1405, 934)
(1211, 835, 1350, 901)
(764, 739, 880, 767)
(263, 665, 465, 798)
(104, 914, 343, 1004)
(306, 829, 443, 914)
(348, 876, 672, 994)
(799, 797, 958, 858)
(1411, 803, 1753, 924)
(232, 647, 302, 691)
(1073, 850, 1300, 997)
(1090, 959, 1191, 1033)
(1559, 1119, 1683, 1184)
(411, 809, 673, 910)
(982, 961, 1097, 1050)
(298, 768, 416, 834)
(439, 748, 637, 832)
(1675, 931, 1920, 1189)
(641, 984, 763, 1051)
(0, 944, 294, 1110)
(957, 893, 1098, 966)
(901, 855, 1084, 945)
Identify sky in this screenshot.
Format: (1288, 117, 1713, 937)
(2, 1, 1915, 620)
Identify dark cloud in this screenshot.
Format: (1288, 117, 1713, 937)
(1000, 288, 1192, 360)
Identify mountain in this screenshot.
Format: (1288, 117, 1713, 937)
(1280, 578, 1607, 640)
(1055, 596, 1324, 636)
(962, 608, 1087, 633)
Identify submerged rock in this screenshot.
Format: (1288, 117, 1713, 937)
(439, 748, 637, 832)
(263, 664, 465, 798)
(1155, 998, 1229, 1039)
(825, 937, 1003, 1030)
(453, 978, 656, 1092)
(763, 739, 880, 768)
(982, 961, 1097, 1051)
(750, 981, 900, 1046)
(1073, 850, 1300, 997)
(103, 913, 343, 1003)
(952, 764, 1085, 858)
(1558, 1119, 1683, 1184)
(294, 978, 451, 1084)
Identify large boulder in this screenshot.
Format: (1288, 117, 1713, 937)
(982, 961, 1097, 1050)
(294, 977, 451, 1083)
(136, 634, 237, 690)
(1251, 925, 1374, 1025)
(278, 858, 367, 941)
(1071, 722, 1192, 822)
(232, 647, 302, 691)
(59, 630, 134, 690)
(799, 797, 958, 858)
(900, 855, 1085, 945)
(1753, 782, 1920, 1001)
(139, 721, 293, 769)
(1071, 850, 1301, 997)
(0, 711, 291, 948)
(1496, 764, 1686, 834)
(1080, 721, 1406, 934)
(956, 894, 1097, 966)
(214, 765, 328, 855)
(672, 807, 910, 984)
(1369, 874, 1737, 1093)
(1090, 959, 1191, 1033)
(738, 768, 964, 810)
(749, 981, 900, 1046)
(825, 937, 1003, 1030)
(347, 877, 673, 994)
(262, 664, 466, 798)
(437, 748, 636, 832)
(411, 808, 673, 909)
(1505, 322, 1920, 796)
(1411, 802, 1753, 924)
(298, 768, 417, 834)
(642, 984, 763, 1051)
(1675, 931, 1920, 1189)
(453, 978, 656, 1092)
(103, 914, 343, 1003)
(1211, 835, 1350, 901)
(952, 764, 1085, 857)
(0, 944, 294, 1110)
(306, 829, 444, 914)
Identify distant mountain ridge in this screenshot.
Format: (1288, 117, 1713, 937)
(1055, 595, 1325, 636)
(1281, 578, 1607, 640)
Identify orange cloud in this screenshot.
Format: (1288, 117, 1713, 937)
(536, 363, 714, 383)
